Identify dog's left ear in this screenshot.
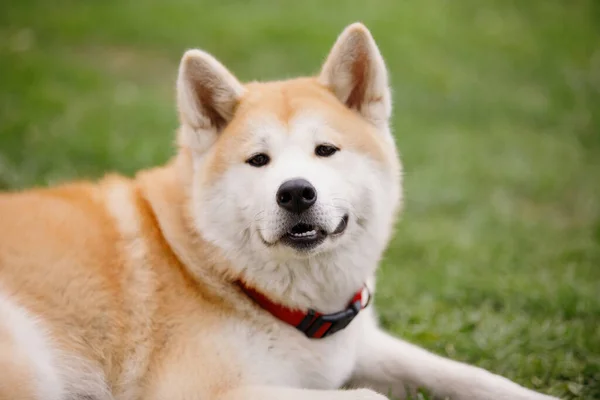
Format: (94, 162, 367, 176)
(318, 23, 391, 127)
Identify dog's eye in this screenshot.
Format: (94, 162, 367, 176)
(246, 153, 270, 167)
(315, 144, 339, 157)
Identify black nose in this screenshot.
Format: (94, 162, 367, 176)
(276, 179, 317, 214)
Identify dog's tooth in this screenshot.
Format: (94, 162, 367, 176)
(289, 229, 318, 238)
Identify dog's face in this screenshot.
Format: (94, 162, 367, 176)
(197, 81, 398, 258)
(176, 24, 401, 293)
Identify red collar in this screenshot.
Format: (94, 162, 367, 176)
(238, 281, 371, 339)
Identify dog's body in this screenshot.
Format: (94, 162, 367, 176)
(0, 24, 557, 400)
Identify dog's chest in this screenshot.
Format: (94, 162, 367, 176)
(228, 314, 363, 389)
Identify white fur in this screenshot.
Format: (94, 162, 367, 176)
(349, 310, 558, 400)
(0, 291, 63, 399)
(193, 110, 397, 313)
(0, 291, 112, 400)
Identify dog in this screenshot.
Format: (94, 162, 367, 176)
(0, 23, 558, 400)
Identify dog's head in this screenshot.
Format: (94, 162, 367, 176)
(175, 23, 402, 307)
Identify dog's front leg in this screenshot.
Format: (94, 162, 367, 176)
(349, 319, 558, 400)
(221, 386, 389, 400)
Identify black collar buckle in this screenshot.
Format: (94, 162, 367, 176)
(296, 300, 362, 338)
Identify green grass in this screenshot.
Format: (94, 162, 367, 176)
(1, 0, 599, 398)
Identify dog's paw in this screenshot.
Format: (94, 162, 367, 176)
(350, 388, 389, 400)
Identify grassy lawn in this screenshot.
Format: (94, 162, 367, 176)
(1, 0, 599, 398)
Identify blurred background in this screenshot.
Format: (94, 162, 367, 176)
(0, 0, 598, 398)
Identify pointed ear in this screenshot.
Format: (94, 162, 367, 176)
(177, 49, 245, 151)
(318, 23, 391, 127)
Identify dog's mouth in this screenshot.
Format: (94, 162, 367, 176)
(280, 214, 349, 251)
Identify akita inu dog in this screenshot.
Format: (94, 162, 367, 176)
(0, 23, 557, 400)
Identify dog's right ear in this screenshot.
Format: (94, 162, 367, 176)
(177, 49, 245, 153)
